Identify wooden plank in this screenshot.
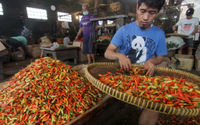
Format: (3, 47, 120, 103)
(67, 96, 113, 125)
(0, 81, 9, 89)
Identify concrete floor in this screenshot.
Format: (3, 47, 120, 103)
(84, 98, 142, 125)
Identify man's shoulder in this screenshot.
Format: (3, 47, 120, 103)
(179, 18, 187, 22)
(88, 14, 96, 18)
(152, 25, 164, 33)
(192, 17, 199, 21)
(122, 22, 136, 29)
(81, 15, 96, 20)
(192, 17, 199, 19)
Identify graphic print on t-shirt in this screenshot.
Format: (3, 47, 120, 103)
(126, 35, 156, 64)
(183, 24, 192, 32)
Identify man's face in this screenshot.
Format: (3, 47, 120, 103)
(82, 5, 88, 11)
(136, 3, 159, 30)
(186, 15, 192, 19)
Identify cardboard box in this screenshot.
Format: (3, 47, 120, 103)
(0, 41, 6, 52)
(26, 44, 41, 58)
(175, 54, 194, 71)
(195, 56, 200, 71)
(32, 47, 41, 58)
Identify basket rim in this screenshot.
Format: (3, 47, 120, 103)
(84, 62, 200, 116)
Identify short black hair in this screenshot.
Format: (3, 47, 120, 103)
(186, 8, 194, 16)
(137, 0, 165, 11)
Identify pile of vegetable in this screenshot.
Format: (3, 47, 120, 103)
(0, 57, 103, 124)
(99, 67, 200, 108)
(97, 35, 112, 44)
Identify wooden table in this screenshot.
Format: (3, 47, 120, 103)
(41, 47, 80, 64)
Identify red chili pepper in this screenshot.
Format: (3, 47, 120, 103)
(99, 66, 200, 108)
(0, 57, 104, 124)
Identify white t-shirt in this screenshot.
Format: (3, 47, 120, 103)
(176, 17, 199, 38)
(63, 37, 70, 47)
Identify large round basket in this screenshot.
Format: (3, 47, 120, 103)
(84, 62, 200, 116)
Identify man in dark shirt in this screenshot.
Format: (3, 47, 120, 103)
(1, 37, 27, 57)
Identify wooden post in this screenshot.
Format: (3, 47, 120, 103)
(0, 61, 3, 80)
(94, 0, 99, 15)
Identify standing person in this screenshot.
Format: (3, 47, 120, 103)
(75, 3, 97, 64)
(172, 8, 199, 55)
(21, 26, 32, 42)
(63, 33, 71, 47)
(104, 0, 167, 125)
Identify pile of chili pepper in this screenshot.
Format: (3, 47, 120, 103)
(0, 57, 103, 124)
(158, 114, 200, 125)
(99, 67, 200, 108)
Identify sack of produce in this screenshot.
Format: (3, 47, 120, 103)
(40, 36, 53, 48)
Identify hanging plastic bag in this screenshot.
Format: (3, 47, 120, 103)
(166, 36, 185, 51)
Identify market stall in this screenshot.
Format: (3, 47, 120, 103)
(0, 0, 200, 124)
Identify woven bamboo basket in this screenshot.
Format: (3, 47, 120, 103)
(84, 62, 200, 116)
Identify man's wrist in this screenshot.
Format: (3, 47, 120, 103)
(147, 59, 155, 65)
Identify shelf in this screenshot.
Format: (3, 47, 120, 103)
(97, 24, 116, 28)
(90, 15, 128, 22)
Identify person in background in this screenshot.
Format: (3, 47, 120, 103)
(11, 36, 28, 46)
(75, 3, 97, 64)
(104, 0, 167, 125)
(21, 26, 32, 41)
(1, 36, 27, 57)
(172, 8, 199, 55)
(63, 33, 71, 47)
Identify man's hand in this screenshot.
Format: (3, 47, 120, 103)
(104, 44, 131, 71)
(118, 54, 132, 71)
(144, 60, 155, 76)
(75, 28, 83, 41)
(75, 36, 79, 41)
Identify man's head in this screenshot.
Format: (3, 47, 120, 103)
(82, 3, 89, 15)
(186, 8, 194, 19)
(136, 0, 165, 30)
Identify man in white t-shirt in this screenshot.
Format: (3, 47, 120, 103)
(63, 33, 71, 47)
(172, 8, 199, 55)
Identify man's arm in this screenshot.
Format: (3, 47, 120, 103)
(172, 24, 178, 33)
(75, 28, 83, 41)
(18, 47, 25, 57)
(192, 25, 199, 35)
(144, 30, 167, 76)
(105, 44, 132, 70)
(148, 56, 164, 65)
(144, 56, 164, 76)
